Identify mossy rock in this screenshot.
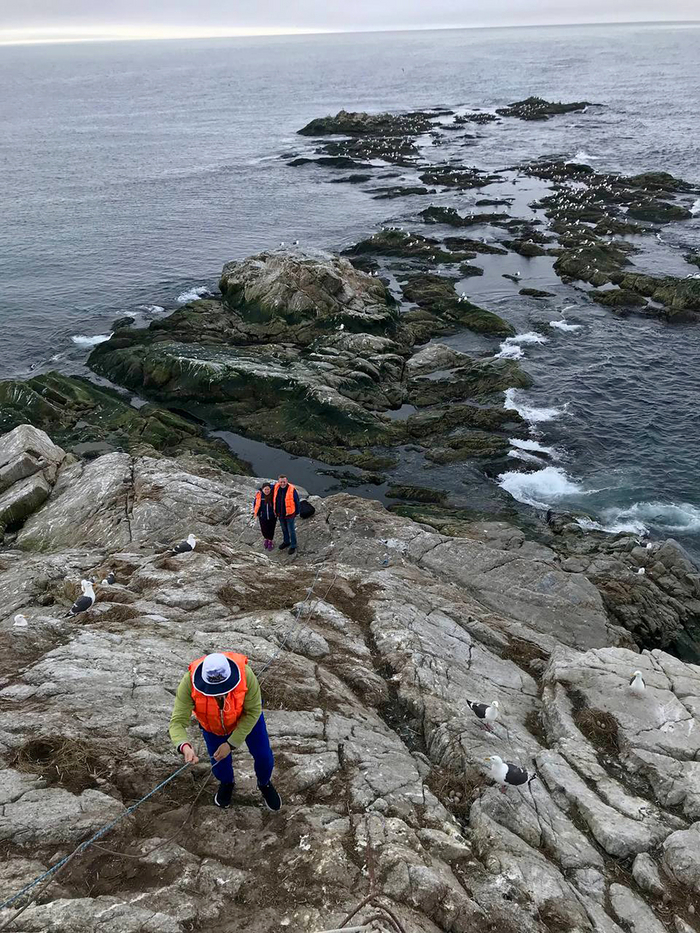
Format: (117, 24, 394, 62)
(345, 229, 475, 264)
(519, 288, 554, 298)
(424, 431, 510, 463)
(386, 484, 447, 504)
(627, 201, 692, 223)
(409, 359, 531, 406)
(401, 274, 514, 337)
(420, 206, 509, 228)
(496, 97, 591, 121)
(0, 372, 250, 474)
(589, 288, 646, 309)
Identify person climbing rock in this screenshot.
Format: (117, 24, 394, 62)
(274, 474, 300, 555)
(253, 481, 277, 550)
(169, 651, 282, 811)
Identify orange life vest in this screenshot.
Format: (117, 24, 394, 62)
(189, 651, 248, 736)
(253, 489, 273, 516)
(274, 483, 297, 517)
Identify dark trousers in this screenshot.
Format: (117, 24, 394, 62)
(259, 516, 276, 540)
(200, 713, 274, 786)
(279, 516, 297, 547)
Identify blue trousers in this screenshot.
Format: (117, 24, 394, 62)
(200, 713, 274, 786)
(279, 516, 297, 547)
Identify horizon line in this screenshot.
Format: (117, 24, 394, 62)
(1, 18, 699, 47)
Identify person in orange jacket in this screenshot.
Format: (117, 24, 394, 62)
(253, 481, 277, 550)
(274, 475, 300, 554)
(169, 651, 281, 811)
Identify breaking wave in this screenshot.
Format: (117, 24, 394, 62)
(496, 332, 548, 360)
(504, 388, 563, 424)
(550, 319, 582, 332)
(497, 466, 583, 509)
(71, 333, 112, 347)
(597, 501, 700, 535)
(177, 286, 211, 304)
(509, 437, 562, 460)
(691, 198, 700, 216)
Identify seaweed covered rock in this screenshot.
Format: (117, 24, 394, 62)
(401, 273, 515, 337)
(0, 373, 249, 474)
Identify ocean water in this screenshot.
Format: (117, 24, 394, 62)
(1, 23, 700, 554)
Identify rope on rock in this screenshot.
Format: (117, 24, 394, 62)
(0, 762, 192, 929)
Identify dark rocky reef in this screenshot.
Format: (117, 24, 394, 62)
(496, 96, 592, 120)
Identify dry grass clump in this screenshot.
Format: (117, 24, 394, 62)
(11, 736, 115, 794)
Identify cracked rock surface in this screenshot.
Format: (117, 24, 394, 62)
(1, 425, 700, 933)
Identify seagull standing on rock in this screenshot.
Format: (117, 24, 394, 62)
(485, 755, 537, 793)
(467, 699, 500, 732)
(170, 534, 197, 555)
(68, 580, 96, 617)
(101, 570, 116, 585)
(13, 614, 28, 627)
(630, 670, 646, 696)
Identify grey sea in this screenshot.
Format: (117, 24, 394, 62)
(1, 23, 700, 553)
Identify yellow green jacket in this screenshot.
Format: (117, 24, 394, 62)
(169, 666, 262, 749)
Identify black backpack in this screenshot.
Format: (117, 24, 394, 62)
(299, 499, 316, 519)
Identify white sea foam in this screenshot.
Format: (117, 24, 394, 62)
(567, 149, 597, 163)
(509, 437, 562, 460)
(498, 466, 583, 509)
(576, 517, 649, 535)
(71, 333, 112, 348)
(139, 304, 165, 314)
(496, 332, 548, 360)
(504, 388, 563, 424)
(177, 286, 210, 304)
(508, 449, 546, 465)
(691, 198, 700, 216)
(599, 501, 700, 534)
(549, 319, 582, 332)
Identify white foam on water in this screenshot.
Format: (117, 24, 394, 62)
(496, 332, 548, 360)
(498, 466, 583, 509)
(71, 333, 112, 348)
(567, 149, 597, 163)
(600, 501, 700, 534)
(691, 198, 700, 216)
(177, 286, 211, 304)
(509, 437, 562, 460)
(576, 516, 649, 535)
(550, 319, 582, 332)
(508, 449, 545, 465)
(139, 304, 165, 314)
(504, 388, 563, 424)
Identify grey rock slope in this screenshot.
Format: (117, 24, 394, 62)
(1, 425, 700, 933)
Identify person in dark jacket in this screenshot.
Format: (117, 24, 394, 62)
(253, 482, 277, 550)
(274, 475, 300, 554)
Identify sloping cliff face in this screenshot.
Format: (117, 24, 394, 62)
(1, 425, 700, 933)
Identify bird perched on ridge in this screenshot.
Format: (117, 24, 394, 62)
(68, 580, 96, 617)
(101, 570, 116, 585)
(13, 614, 28, 627)
(467, 699, 500, 731)
(637, 567, 646, 576)
(630, 670, 646, 696)
(170, 534, 197, 555)
(485, 755, 536, 793)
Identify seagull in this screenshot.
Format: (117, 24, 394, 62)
(339, 324, 345, 331)
(646, 543, 654, 551)
(13, 614, 28, 628)
(637, 567, 646, 576)
(485, 755, 537, 794)
(630, 670, 646, 696)
(68, 580, 96, 617)
(101, 570, 116, 586)
(467, 699, 500, 731)
(293, 240, 300, 245)
(170, 533, 197, 555)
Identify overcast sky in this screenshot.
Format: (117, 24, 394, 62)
(1, 0, 698, 44)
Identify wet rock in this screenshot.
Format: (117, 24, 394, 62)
(420, 205, 510, 227)
(298, 109, 434, 137)
(590, 288, 647, 309)
(519, 288, 555, 298)
(401, 273, 515, 337)
(496, 96, 592, 120)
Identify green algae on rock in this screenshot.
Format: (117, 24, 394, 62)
(0, 372, 250, 473)
(400, 273, 515, 337)
(496, 96, 592, 120)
